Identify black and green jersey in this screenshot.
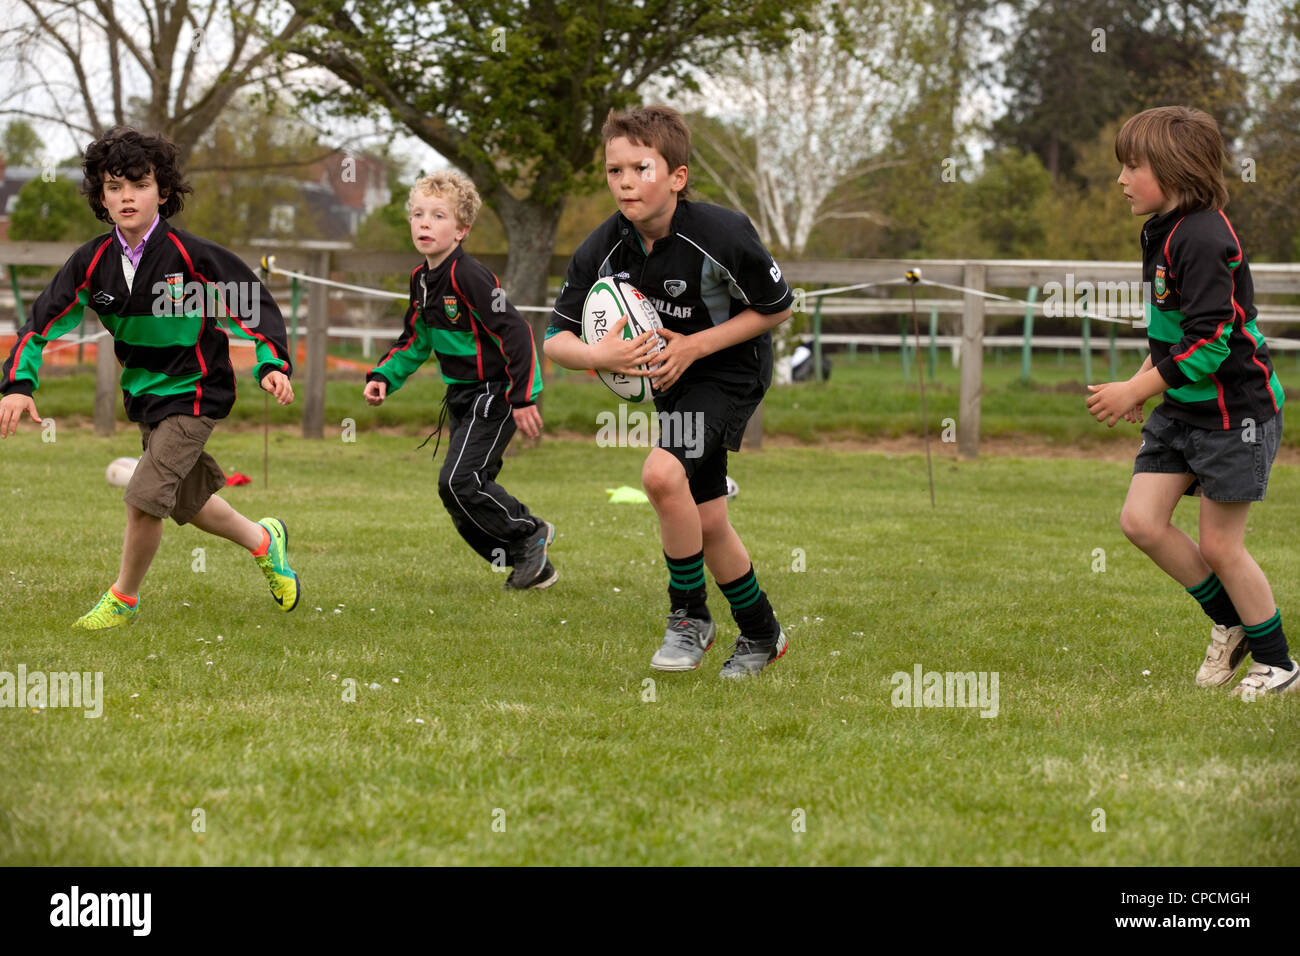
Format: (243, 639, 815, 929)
(367, 247, 542, 407)
(548, 200, 794, 392)
(1142, 207, 1283, 430)
(1, 223, 291, 423)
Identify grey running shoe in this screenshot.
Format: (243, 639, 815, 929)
(650, 610, 717, 671)
(1232, 659, 1300, 700)
(719, 626, 789, 679)
(505, 520, 556, 590)
(1195, 624, 1248, 687)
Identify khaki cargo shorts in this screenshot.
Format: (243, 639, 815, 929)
(123, 414, 227, 525)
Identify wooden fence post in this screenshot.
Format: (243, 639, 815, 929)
(958, 263, 985, 460)
(301, 249, 330, 439)
(90, 312, 116, 436)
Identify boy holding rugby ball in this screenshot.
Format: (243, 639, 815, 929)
(545, 105, 794, 677)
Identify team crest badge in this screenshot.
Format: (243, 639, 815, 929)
(165, 272, 184, 304)
(443, 295, 459, 321)
(664, 279, 687, 298)
(1154, 265, 1168, 301)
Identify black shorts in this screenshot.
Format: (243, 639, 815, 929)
(653, 377, 764, 504)
(1133, 407, 1283, 502)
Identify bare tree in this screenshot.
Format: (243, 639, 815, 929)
(674, 0, 925, 256)
(0, 0, 309, 160)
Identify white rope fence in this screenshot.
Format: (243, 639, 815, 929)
(259, 255, 554, 313)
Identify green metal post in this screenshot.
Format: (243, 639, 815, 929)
(899, 315, 910, 378)
(1081, 312, 1092, 383)
(1020, 286, 1038, 383)
(8, 266, 25, 327)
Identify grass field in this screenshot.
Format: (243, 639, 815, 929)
(1, 423, 1298, 865)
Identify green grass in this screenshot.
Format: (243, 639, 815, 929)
(30, 347, 1300, 447)
(1, 427, 1298, 865)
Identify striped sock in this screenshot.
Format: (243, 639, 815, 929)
(1244, 609, 1293, 670)
(718, 565, 776, 643)
(666, 550, 709, 620)
(1186, 573, 1241, 627)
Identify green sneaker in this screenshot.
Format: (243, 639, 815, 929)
(255, 517, 300, 611)
(72, 590, 139, 630)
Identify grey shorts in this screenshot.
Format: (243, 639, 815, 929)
(124, 414, 227, 524)
(1133, 407, 1283, 502)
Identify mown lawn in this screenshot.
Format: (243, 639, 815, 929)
(1, 425, 1296, 865)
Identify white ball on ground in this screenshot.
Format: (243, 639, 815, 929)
(105, 457, 139, 488)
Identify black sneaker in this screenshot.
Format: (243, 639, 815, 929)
(719, 627, 788, 679)
(505, 521, 556, 590)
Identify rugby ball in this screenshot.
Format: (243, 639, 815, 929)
(581, 278, 664, 403)
(106, 457, 138, 488)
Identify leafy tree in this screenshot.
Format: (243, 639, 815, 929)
(285, 0, 813, 314)
(9, 177, 101, 241)
(993, 0, 1249, 183)
(2, 120, 42, 166)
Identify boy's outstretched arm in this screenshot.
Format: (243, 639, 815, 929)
(543, 320, 659, 373)
(0, 393, 41, 438)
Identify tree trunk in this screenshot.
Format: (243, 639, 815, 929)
(493, 192, 566, 427)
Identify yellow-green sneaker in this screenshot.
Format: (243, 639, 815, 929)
(254, 517, 300, 611)
(72, 590, 139, 630)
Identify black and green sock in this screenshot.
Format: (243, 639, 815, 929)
(1244, 610, 1293, 670)
(666, 550, 709, 620)
(718, 565, 777, 643)
(1186, 573, 1242, 627)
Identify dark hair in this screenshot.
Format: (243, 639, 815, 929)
(1115, 107, 1228, 212)
(602, 105, 691, 194)
(81, 127, 192, 223)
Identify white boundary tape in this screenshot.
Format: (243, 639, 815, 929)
(257, 255, 1139, 325)
(801, 273, 1136, 326)
(259, 254, 553, 313)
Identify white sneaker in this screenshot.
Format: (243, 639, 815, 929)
(1195, 624, 1248, 687)
(1231, 660, 1300, 700)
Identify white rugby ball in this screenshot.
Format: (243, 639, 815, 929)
(581, 278, 664, 403)
(106, 457, 138, 488)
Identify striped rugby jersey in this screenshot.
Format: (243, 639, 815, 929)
(1, 222, 291, 423)
(367, 246, 542, 407)
(548, 200, 794, 392)
(1142, 207, 1283, 430)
